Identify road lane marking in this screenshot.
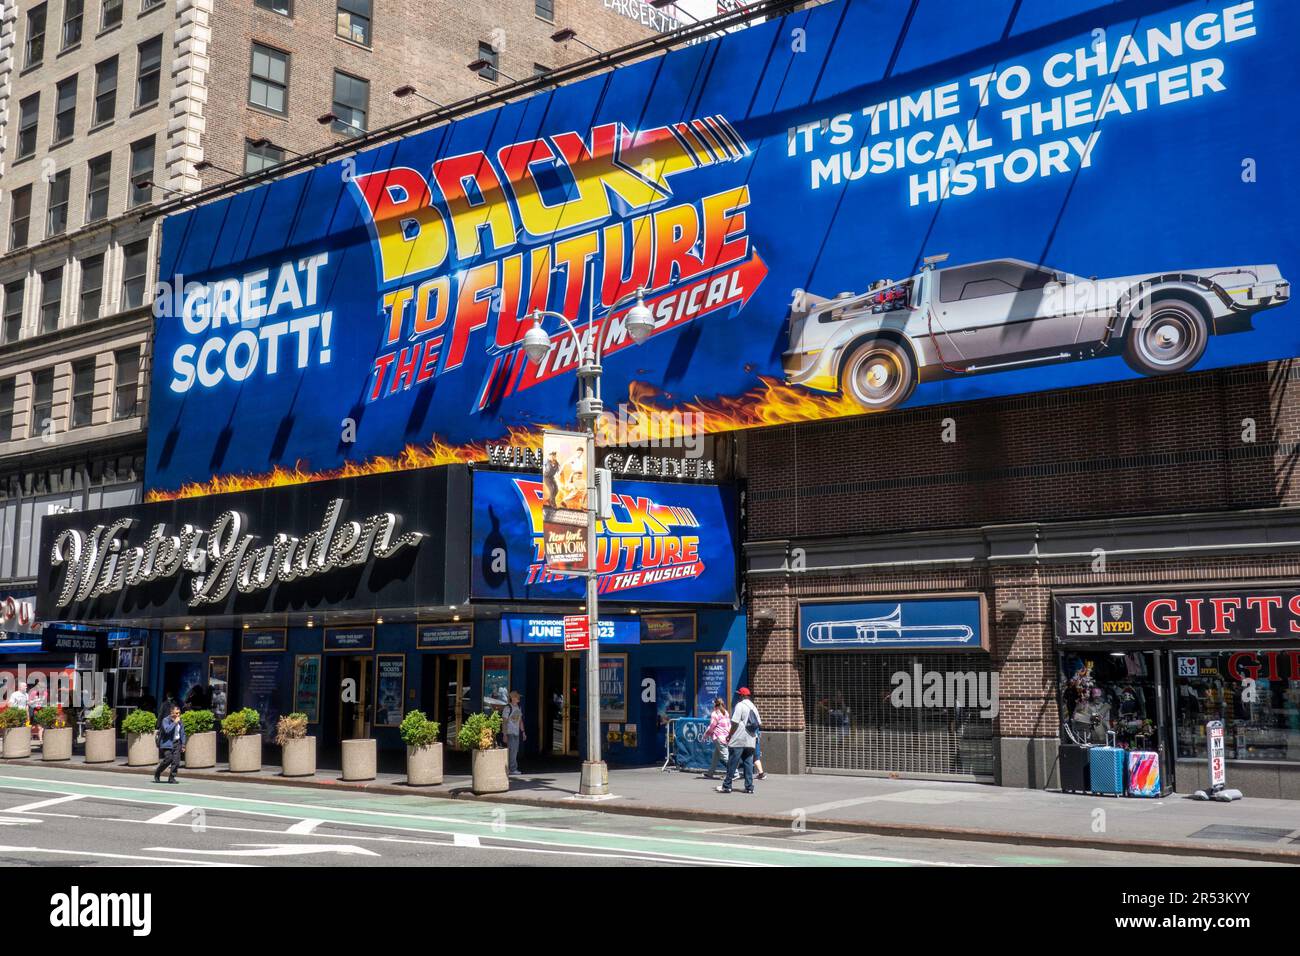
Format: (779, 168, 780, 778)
(143, 843, 379, 858)
(146, 805, 195, 825)
(286, 818, 324, 834)
(0, 769, 969, 867)
(454, 833, 481, 848)
(0, 817, 39, 826)
(7, 794, 85, 813)
(0, 843, 251, 866)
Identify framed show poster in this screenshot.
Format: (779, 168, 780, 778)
(481, 656, 511, 712)
(694, 652, 731, 718)
(293, 655, 321, 723)
(640, 613, 697, 644)
(208, 656, 229, 718)
(599, 654, 628, 722)
(374, 654, 405, 727)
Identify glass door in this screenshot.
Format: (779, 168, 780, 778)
(443, 655, 471, 749)
(541, 653, 581, 757)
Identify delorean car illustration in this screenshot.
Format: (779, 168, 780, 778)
(783, 256, 1290, 412)
(805, 605, 975, 646)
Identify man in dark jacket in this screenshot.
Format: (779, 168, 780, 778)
(154, 705, 187, 784)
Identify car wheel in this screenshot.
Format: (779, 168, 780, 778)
(842, 339, 916, 411)
(1122, 299, 1208, 375)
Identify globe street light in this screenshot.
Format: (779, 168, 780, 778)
(522, 284, 654, 797)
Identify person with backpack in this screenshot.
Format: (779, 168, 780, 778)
(715, 687, 761, 794)
(501, 690, 526, 775)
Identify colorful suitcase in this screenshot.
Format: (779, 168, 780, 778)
(1088, 734, 1126, 796)
(1126, 750, 1161, 797)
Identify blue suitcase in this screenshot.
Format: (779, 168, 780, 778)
(1089, 733, 1126, 796)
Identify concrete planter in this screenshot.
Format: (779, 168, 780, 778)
(341, 738, 376, 781)
(406, 743, 443, 786)
(227, 734, 262, 773)
(126, 732, 159, 767)
(41, 726, 73, 761)
(281, 736, 316, 777)
(471, 748, 509, 794)
(185, 731, 216, 769)
(84, 728, 116, 763)
(2, 726, 31, 759)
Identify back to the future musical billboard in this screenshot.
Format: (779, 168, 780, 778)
(146, 0, 1297, 499)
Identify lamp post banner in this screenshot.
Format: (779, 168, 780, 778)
(146, 0, 1300, 499)
(542, 430, 592, 572)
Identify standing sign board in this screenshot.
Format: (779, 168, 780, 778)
(563, 616, 590, 651)
(542, 431, 591, 573)
(1207, 719, 1226, 790)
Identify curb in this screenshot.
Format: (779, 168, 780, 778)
(12, 757, 1300, 865)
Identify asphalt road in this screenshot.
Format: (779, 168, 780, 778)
(0, 764, 1285, 867)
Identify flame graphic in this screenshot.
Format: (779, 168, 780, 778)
(147, 377, 863, 502)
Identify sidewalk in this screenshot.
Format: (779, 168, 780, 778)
(8, 753, 1299, 863)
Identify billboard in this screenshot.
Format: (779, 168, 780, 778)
(541, 430, 591, 571)
(472, 470, 737, 605)
(799, 595, 988, 651)
(148, 0, 1298, 498)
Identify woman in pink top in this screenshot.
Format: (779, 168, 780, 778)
(703, 697, 731, 780)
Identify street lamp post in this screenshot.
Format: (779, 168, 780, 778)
(522, 285, 656, 797)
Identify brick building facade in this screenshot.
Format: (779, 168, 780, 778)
(742, 359, 1300, 798)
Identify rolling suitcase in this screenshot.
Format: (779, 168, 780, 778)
(1088, 732, 1126, 796)
(1126, 750, 1161, 797)
(1058, 743, 1090, 793)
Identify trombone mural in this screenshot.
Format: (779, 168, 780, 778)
(800, 596, 988, 652)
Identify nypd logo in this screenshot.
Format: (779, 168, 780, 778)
(1101, 601, 1135, 634)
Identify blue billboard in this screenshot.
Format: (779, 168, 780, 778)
(147, 0, 1298, 498)
(799, 595, 988, 651)
(472, 470, 737, 605)
(500, 614, 641, 645)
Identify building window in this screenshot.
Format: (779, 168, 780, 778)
(9, 186, 32, 250)
(249, 43, 289, 115)
(534, 63, 550, 77)
(86, 153, 113, 223)
(30, 369, 54, 439)
(47, 170, 71, 237)
(0, 379, 14, 442)
(102, 0, 123, 31)
(331, 71, 368, 135)
(54, 75, 78, 144)
(39, 267, 63, 334)
(476, 41, 499, 81)
(81, 254, 105, 322)
(25, 4, 47, 69)
(114, 347, 141, 420)
(121, 239, 150, 310)
(336, 0, 371, 46)
(244, 138, 284, 174)
(1, 282, 23, 345)
(141, 0, 164, 11)
(129, 136, 155, 207)
(71, 359, 96, 428)
(535, 0, 554, 21)
(94, 56, 118, 126)
(255, 0, 292, 13)
(17, 94, 39, 160)
(137, 35, 163, 107)
(63, 0, 84, 49)
(1173, 650, 1300, 764)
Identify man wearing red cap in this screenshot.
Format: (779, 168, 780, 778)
(716, 687, 761, 794)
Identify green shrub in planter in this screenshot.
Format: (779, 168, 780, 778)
(84, 702, 114, 731)
(456, 711, 501, 751)
(180, 710, 215, 736)
(274, 712, 309, 745)
(0, 707, 27, 729)
(221, 707, 261, 738)
(32, 706, 66, 729)
(121, 709, 157, 736)
(399, 710, 440, 748)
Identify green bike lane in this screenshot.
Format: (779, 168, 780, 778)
(0, 765, 960, 867)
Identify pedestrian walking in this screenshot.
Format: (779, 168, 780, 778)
(153, 705, 187, 785)
(6, 681, 29, 715)
(715, 687, 761, 795)
(502, 690, 525, 775)
(27, 680, 46, 743)
(702, 697, 730, 779)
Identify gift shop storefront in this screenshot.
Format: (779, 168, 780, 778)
(1055, 586, 1300, 798)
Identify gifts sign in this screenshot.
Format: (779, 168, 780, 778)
(542, 430, 592, 573)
